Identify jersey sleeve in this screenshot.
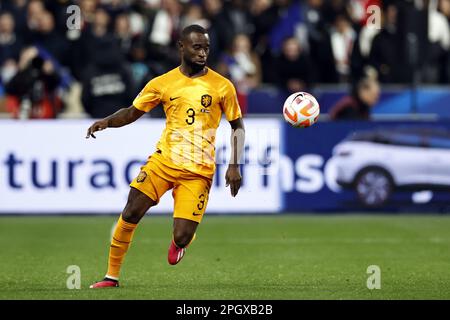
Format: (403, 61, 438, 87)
(132, 77, 163, 112)
(221, 80, 242, 121)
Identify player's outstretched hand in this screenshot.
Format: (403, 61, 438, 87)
(86, 119, 108, 139)
(225, 165, 242, 197)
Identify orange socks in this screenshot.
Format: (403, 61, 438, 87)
(106, 215, 137, 280)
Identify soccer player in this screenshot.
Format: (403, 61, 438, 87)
(87, 25, 245, 288)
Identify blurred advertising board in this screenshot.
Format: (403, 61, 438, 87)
(1, 119, 449, 214)
(0, 119, 281, 214)
(282, 121, 450, 212)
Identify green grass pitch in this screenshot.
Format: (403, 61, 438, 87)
(0, 215, 449, 300)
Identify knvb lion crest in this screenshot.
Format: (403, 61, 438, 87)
(201, 94, 212, 108)
(136, 171, 147, 183)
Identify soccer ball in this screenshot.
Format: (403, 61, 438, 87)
(283, 92, 320, 128)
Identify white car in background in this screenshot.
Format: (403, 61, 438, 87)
(331, 128, 450, 207)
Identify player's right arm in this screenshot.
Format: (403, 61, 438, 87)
(86, 106, 145, 139)
(86, 76, 163, 139)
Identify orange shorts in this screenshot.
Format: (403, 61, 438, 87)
(130, 151, 212, 223)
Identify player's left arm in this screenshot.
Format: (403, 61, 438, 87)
(225, 117, 245, 197)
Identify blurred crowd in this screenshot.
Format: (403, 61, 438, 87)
(0, 0, 449, 119)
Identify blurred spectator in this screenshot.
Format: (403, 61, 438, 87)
(1, 59, 18, 86)
(0, 11, 23, 66)
(300, 0, 339, 83)
(30, 10, 69, 66)
(180, 3, 209, 30)
(296, 0, 326, 52)
(75, 7, 116, 79)
(249, 0, 282, 82)
(0, 0, 28, 36)
(330, 14, 356, 82)
(26, 0, 45, 34)
(322, 0, 350, 26)
(127, 1, 146, 37)
(81, 39, 134, 118)
(148, 0, 181, 47)
(368, 2, 406, 83)
(5, 47, 62, 119)
(275, 37, 313, 93)
(144, 0, 182, 71)
(128, 37, 153, 89)
(357, 27, 379, 60)
(268, 0, 300, 54)
(217, 33, 262, 113)
(424, 0, 450, 83)
(250, 0, 278, 49)
(115, 13, 133, 58)
(225, 0, 253, 35)
(80, 0, 98, 26)
(329, 68, 380, 120)
(217, 34, 262, 93)
(43, 0, 76, 33)
(350, 16, 381, 83)
(203, 0, 235, 65)
(89, 7, 112, 45)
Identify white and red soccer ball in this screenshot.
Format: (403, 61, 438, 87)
(283, 92, 320, 128)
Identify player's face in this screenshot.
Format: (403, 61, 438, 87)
(182, 32, 210, 68)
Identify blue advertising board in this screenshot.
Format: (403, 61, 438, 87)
(282, 121, 450, 212)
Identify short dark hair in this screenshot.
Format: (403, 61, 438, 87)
(181, 24, 207, 40)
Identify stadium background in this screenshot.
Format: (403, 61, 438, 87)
(0, 0, 450, 300)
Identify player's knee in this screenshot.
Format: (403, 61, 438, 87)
(121, 191, 155, 224)
(173, 230, 193, 248)
(121, 209, 141, 224)
(122, 202, 146, 224)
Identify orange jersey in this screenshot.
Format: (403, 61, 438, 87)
(132, 67, 242, 178)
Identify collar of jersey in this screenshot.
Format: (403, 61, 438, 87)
(178, 66, 209, 80)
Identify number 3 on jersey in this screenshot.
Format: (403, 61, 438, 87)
(186, 108, 195, 125)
